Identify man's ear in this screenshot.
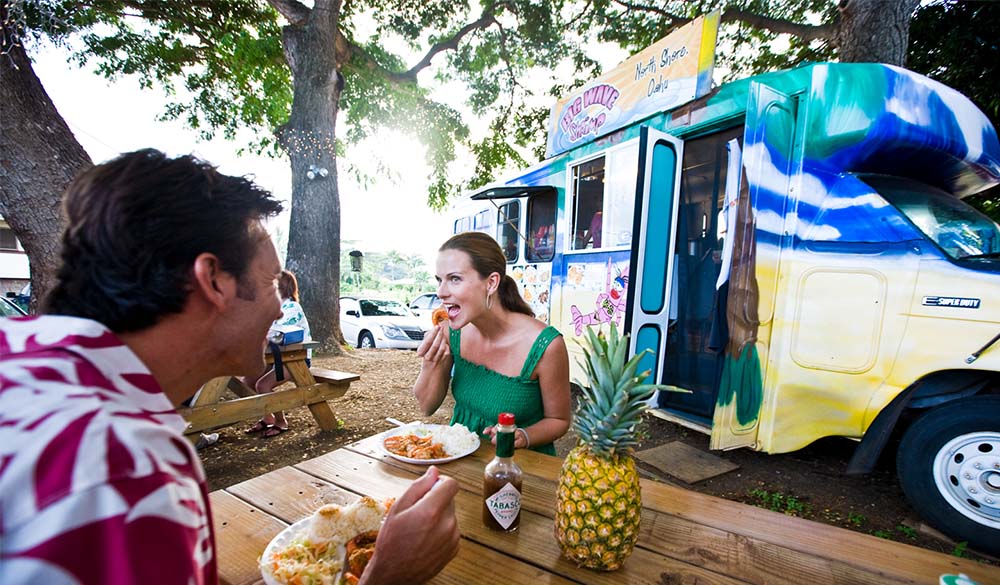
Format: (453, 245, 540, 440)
(191, 253, 235, 310)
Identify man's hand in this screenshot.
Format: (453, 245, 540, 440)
(359, 467, 460, 585)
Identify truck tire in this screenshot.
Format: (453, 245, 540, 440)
(896, 395, 1000, 555)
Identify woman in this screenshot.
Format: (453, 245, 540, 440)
(245, 269, 311, 438)
(414, 232, 571, 454)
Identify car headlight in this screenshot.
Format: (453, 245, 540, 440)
(380, 324, 407, 339)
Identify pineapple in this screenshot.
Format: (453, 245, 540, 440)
(555, 323, 673, 571)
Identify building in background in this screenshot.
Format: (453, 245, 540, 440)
(0, 217, 30, 296)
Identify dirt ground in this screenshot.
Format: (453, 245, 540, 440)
(198, 348, 997, 565)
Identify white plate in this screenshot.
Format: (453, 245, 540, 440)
(260, 516, 344, 585)
(379, 423, 480, 465)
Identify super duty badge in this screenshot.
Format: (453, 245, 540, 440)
(922, 296, 981, 309)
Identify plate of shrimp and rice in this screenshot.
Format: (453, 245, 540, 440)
(261, 497, 392, 585)
(380, 423, 480, 464)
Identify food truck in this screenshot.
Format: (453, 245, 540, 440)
(448, 13, 1000, 553)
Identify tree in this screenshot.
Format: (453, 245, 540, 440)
(908, 1, 999, 131)
(578, 0, 920, 79)
(1, 0, 285, 310)
(1, 1, 90, 311)
(906, 1, 1000, 221)
(2, 0, 588, 350)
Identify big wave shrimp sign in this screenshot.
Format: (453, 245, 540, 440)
(545, 12, 719, 158)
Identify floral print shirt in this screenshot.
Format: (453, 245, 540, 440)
(0, 316, 216, 584)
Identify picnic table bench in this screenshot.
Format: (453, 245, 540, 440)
(177, 341, 356, 436)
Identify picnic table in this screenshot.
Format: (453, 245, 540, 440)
(211, 431, 1000, 585)
(177, 341, 356, 437)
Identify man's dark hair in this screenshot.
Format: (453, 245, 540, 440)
(45, 148, 283, 332)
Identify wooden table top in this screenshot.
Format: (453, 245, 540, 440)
(211, 433, 999, 585)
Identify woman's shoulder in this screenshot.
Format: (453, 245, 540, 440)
(511, 313, 546, 336)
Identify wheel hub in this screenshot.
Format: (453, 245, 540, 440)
(934, 432, 1000, 528)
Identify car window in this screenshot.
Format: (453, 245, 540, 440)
(411, 295, 434, 310)
(360, 299, 410, 317)
(0, 298, 24, 318)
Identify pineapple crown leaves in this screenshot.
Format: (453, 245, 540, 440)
(571, 323, 685, 457)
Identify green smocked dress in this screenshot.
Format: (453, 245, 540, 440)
(448, 325, 562, 455)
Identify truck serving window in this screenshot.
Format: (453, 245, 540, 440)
(571, 157, 604, 250)
(569, 143, 639, 251)
(865, 175, 1000, 263)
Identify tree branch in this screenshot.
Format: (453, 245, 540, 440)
(335, 3, 503, 85)
(609, 1, 834, 43)
(721, 8, 833, 42)
(610, 0, 688, 25)
(402, 4, 502, 80)
(267, 0, 310, 25)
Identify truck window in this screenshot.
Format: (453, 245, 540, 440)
(474, 209, 494, 234)
(571, 157, 604, 250)
(863, 175, 1000, 264)
(454, 216, 471, 234)
(497, 200, 520, 262)
(527, 188, 557, 262)
(569, 143, 639, 251)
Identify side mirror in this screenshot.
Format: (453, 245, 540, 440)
(346, 310, 359, 317)
(5, 292, 14, 298)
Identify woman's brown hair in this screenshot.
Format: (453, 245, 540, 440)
(440, 232, 533, 317)
(278, 269, 299, 302)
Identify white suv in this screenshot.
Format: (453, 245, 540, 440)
(340, 296, 429, 349)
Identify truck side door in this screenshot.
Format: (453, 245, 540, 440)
(626, 126, 684, 398)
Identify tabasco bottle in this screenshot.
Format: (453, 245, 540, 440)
(483, 412, 522, 532)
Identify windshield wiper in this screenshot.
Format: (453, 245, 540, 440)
(959, 252, 1000, 260)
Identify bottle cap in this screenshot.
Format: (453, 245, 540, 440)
(498, 413, 515, 425)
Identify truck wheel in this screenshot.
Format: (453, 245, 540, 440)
(359, 332, 375, 349)
(897, 395, 1000, 555)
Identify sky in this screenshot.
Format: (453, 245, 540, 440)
(28, 45, 454, 265)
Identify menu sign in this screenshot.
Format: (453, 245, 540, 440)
(545, 12, 719, 158)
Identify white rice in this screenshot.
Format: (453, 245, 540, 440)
(266, 497, 392, 584)
(307, 496, 391, 543)
(388, 423, 480, 456)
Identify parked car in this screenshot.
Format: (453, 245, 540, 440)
(0, 296, 27, 318)
(340, 296, 428, 349)
(408, 293, 442, 322)
(5, 283, 29, 313)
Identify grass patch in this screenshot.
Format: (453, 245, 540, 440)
(748, 488, 812, 517)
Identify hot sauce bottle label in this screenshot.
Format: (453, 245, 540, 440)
(485, 482, 521, 529)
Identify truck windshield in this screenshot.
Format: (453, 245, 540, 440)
(863, 175, 1000, 262)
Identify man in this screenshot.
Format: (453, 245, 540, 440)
(0, 150, 459, 584)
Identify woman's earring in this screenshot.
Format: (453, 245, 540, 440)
(486, 290, 494, 310)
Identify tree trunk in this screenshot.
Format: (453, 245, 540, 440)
(277, 0, 345, 353)
(1, 5, 91, 312)
(835, 0, 920, 65)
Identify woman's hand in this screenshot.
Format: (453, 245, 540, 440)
(483, 425, 530, 449)
(417, 323, 451, 364)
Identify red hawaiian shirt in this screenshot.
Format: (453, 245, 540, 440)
(0, 316, 217, 584)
